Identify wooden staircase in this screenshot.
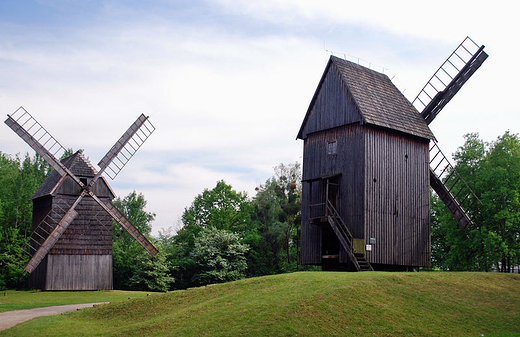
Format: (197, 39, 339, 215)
(326, 200, 373, 271)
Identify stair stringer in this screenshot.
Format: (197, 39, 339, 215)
(326, 201, 373, 271)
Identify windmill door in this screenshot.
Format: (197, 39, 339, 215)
(308, 174, 341, 222)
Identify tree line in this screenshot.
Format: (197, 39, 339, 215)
(1, 130, 519, 291)
(112, 163, 305, 291)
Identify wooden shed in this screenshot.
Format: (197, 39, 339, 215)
(297, 56, 435, 271)
(29, 151, 116, 290)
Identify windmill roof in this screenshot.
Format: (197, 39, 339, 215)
(30, 151, 111, 200)
(297, 56, 435, 140)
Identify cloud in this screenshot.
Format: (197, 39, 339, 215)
(1, 0, 517, 235)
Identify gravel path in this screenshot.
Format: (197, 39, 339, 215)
(0, 302, 107, 331)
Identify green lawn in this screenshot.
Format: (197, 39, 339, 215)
(0, 289, 152, 313)
(1, 272, 519, 337)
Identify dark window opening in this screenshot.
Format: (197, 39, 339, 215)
(327, 141, 337, 155)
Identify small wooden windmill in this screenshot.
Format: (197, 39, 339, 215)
(298, 37, 488, 271)
(5, 108, 158, 290)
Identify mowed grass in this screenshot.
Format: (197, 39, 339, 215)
(0, 289, 152, 313)
(1, 271, 519, 337)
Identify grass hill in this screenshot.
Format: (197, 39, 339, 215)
(2, 271, 519, 337)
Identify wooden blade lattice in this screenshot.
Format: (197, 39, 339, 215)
(429, 141, 482, 228)
(4, 107, 68, 176)
(89, 191, 159, 257)
(413, 36, 488, 125)
(97, 114, 155, 180)
(24, 193, 84, 273)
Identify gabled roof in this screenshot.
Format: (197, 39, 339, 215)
(297, 56, 434, 140)
(30, 151, 114, 200)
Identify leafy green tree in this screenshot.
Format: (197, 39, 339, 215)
(0, 152, 51, 289)
(478, 131, 520, 271)
(432, 132, 520, 272)
(127, 243, 174, 292)
(250, 162, 302, 275)
(112, 190, 172, 291)
(190, 227, 248, 286)
(182, 180, 252, 233)
(172, 180, 253, 289)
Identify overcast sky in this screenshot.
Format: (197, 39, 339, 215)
(1, 0, 517, 235)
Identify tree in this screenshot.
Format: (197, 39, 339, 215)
(432, 132, 520, 272)
(112, 190, 173, 291)
(0, 152, 51, 289)
(479, 131, 520, 272)
(181, 180, 252, 233)
(250, 163, 301, 275)
(172, 180, 253, 289)
(190, 227, 249, 286)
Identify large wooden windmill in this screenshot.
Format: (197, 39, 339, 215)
(298, 37, 488, 271)
(5, 108, 158, 290)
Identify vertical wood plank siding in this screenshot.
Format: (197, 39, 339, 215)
(301, 124, 431, 267)
(46, 255, 113, 290)
(43, 194, 113, 290)
(301, 124, 365, 264)
(31, 189, 114, 289)
(364, 126, 430, 267)
(300, 64, 362, 138)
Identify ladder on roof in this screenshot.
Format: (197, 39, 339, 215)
(412, 36, 488, 125)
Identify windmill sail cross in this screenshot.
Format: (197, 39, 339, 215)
(5, 107, 159, 286)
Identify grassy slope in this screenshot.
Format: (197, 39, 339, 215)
(0, 290, 152, 312)
(1, 272, 519, 337)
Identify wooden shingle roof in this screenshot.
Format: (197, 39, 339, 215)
(297, 56, 434, 140)
(30, 151, 113, 200)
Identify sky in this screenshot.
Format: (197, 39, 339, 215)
(0, 0, 517, 235)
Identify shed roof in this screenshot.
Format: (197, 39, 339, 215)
(297, 56, 434, 140)
(30, 151, 114, 200)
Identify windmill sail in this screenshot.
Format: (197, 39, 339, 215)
(89, 191, 159, 257)
(414, 37, 487, 227)
(97, 113, 155, 180)
(413, 36, 488, 125)
(5, 107, 69, 177)
(429, 142, 481, 228)
(24, 195, 83, 273)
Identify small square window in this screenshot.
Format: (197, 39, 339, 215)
(327, 141, 337, 155)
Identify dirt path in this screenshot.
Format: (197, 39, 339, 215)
(0, 302, 107, 331)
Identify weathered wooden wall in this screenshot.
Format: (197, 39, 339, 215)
(298, 61, 362, 139)
(50, 195, 113, 255)
(29, 195, 52, 289)
(300, 124, 365, 264)
(363, 126, 431, 267)
(45, 254, 112, 290)
(300, 124, 431, 268)
(30, 181, 114, 290)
